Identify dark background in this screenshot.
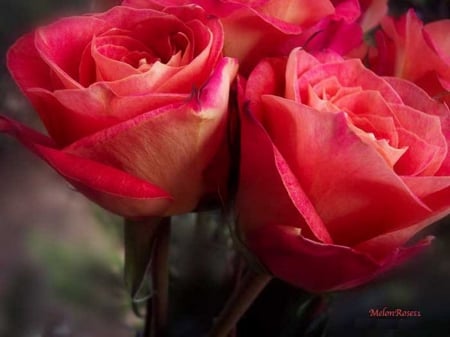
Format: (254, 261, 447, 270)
(0, 1, 450, 336)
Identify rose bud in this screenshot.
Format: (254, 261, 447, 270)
(237, 48, 450, 292)
(369, 9, 450, 105)
(0, 4, 238, 218)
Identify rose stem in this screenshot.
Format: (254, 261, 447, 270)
(146, 217, 171, 337)
(208, 270, 272, 337)
(228, 256, 245, 337)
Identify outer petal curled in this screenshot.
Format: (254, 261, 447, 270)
(246, 224, 433, 292)
(0, 115, 172, 217)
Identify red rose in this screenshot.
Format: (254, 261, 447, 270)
(123, 0, 363, 74)
(0, 5, 238, 217)
(237, 48, 450, 292)
(369, 10, 450, 105)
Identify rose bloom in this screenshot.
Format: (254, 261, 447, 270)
(0, 4, 238, 218)
(123, 0, 365, 74)
(369, 10, 450, 105)
(237, 48, 450, 292)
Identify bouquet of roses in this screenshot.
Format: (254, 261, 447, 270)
(1, 0, 449, 336)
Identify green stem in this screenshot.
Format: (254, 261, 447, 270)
(208, 270, 272, 337)
(143, 298, 152, 337)
(150, 217, 171, 337)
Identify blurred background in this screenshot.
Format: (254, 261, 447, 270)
(0, 1, 450, 337)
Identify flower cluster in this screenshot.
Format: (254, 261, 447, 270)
(1, 0, 450, 295)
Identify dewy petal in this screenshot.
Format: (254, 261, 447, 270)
(259, 95, 431, 246)
(245, 224, 432, 292)
(0, 115, 172, 217)
(65, 57, 237, 215)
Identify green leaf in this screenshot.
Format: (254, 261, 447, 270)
(279, 294, 330, 337)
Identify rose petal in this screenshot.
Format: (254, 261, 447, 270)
(392, 104, 447, 176)
(259, 95, 431, 246)
(296, 56, 403, 104)
(0, 115, 172, 217)
(350, 114, 398, 147)
(52, 83, 187, 122)
(245, 57, 287, 115)
(259, 0, 335, 28)
(103, 15, 223, 95)
(237, 103, 330, 242)
(334, 90, 447, 175)
(424, 20, 450, 59)
(91, 34, 149, 81)
(65, 57, 237, 215)
(25, 88, 120, 146)
(377, 10, 449, 86)
(332, 0, 361, 23)
(7, 33, 54, 91)
(354, 204, 448, 260)
(394, 127, 441, 176)
(359, 0, 388, 31)
(402, 176, 450, 216)
(246, 224, 432, 292)
(156, 17, 224, 93)
(384, 77, 450, 140)
(34, 15, 111, 88)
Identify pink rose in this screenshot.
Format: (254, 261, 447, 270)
(359, 0, 387, 31)
(123, 0, 363, 74)
(369, 10, 450, 105)
(0, 5, 238, 217)
(237, 48, 450, 292)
